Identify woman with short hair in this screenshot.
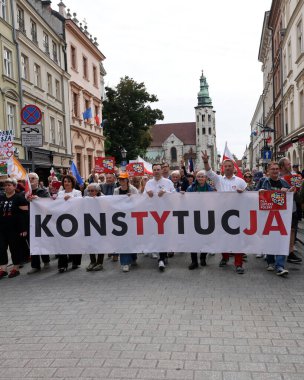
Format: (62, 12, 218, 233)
(56, 175, 82, 273)
(186, 170, 214, 269)
(0, 178, 28, 279)
(114, 172, 138, 272)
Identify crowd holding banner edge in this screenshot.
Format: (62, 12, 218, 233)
(0, 150, 303, 279)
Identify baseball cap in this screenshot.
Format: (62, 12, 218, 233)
(118, 172, 129, 179)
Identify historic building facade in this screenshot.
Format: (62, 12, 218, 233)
(146, 71, 218, 171)
(0, 0, 22, 158)
(58, 3, 106, 179)
(14, 0, 71, 177)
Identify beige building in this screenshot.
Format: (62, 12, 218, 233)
(14, 0, 71, 178)
(280, 0, 304, 166)
(57, 4, 106, 180)
(0, 0, 22, 159)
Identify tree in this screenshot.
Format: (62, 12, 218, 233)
(102, 76, 164, 161)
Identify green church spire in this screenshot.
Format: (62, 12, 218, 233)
(197, 70, 213, 107)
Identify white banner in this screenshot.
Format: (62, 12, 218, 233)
(30, 192, 293, 255)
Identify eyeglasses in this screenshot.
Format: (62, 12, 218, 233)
(88, 189, 97, 192)
(29, 177, 36, 180)
(244, 176, 252, 178)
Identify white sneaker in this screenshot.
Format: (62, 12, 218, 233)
(122, 265, 129, 272)
(256, 254, 264, 258)
(152, 253, 158, 259)
(158, 260, 165, 271)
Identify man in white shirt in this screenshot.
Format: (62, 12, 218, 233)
(145, 163, 175, 271)
(202, 151, 247, 274)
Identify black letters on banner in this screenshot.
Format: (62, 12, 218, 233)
(84, 213, 107, 236)
(112, 212, 128, 236)
(35, 215, 54, 237)
(56, 214, 78, 237)
(221, 210, 240, 235)
(194, 210, 215, 234)
(172, 211, 189, 234)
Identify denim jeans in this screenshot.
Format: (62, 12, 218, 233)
(266, 255, 286, 271)
(120, 254, 133, 265)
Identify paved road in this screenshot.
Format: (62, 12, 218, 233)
(1, 240, 304, 379)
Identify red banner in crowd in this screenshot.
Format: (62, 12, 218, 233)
(95, 157, 115, 174)
(259, 190, 287, 211)
(126, 162, 145, 177)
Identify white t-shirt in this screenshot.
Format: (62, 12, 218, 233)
(144, 177, 175, 194)
(206, 169, 247, 192)
(57, 189, 82, 198)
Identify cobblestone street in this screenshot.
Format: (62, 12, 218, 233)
(1, 240, 304, 380)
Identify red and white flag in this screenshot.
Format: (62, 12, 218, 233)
(222, 142, 243, 178)
(25, 173, 32, 197)
(50, 167, 55, 178)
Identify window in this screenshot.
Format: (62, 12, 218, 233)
(34, 64, 41, 87)
(3, 48, 12, 77)
(287, 40, 292, 73)
(43, 33, 49, 55)
(300, 91, 304, 127)
(7, 103, 16, 133)
(72, 91, 79, 117)
(30, 20, 37, 43)
(71, 45, 76, 69)
(170, 147, 177, 162)
(208, 115, 211, 122)
(297, 20, 303, 57)
(50, 117, 55, 144)
(17, 7, 25, 33)
(284, 107, 288, 135)
(47, 73, 52, 95)
(203, 128, 206, 134)
(58, 120, 64, 146)
(197, 128, 199, 135)
(196, 115, 199, 122)
(21, 54, 29, 80)
(202, 115, 205, 122)
(52, 41, 58, 63)
(290, 101, 294, 132)
(88, 155, 92, 173)
(83, 56, 88, 79)
(283, 51, 287, 79)
(208, 127, 211, 134)
(0, 0, 7, 20)
(76, 153, 82, 175)
(84, 99, 90, 111)
(55, 79, 60, 100)
(93, 65, 98, 86)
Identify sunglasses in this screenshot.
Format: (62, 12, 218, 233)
(244, 175, 252, 178)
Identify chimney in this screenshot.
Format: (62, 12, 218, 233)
(57, 1, 66, 17)
(41, 0, 52, 11)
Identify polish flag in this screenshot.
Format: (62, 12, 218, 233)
(222, 142, 243, 178)
(50, 167, 55, 177)
(24, 173, 32, 197)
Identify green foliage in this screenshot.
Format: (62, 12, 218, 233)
(102, 76, 164, 161)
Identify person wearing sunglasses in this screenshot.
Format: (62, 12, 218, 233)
(244, 172, 255, 191)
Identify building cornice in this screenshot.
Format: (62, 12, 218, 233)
(65, 20, 106, 61)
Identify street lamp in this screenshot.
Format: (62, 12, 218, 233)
(120, 147, 127, 171)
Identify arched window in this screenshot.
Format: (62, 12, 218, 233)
(171, 147, 177, 162)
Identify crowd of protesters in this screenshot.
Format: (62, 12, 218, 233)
(0, 152, 303, 279)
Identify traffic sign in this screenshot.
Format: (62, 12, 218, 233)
(21, 124, 43, 147)
(263, 150, 272, 160)
(21, 104, 42, 125)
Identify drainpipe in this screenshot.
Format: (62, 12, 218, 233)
(268, 25, 277, 160)
(10, 0, 29, 164)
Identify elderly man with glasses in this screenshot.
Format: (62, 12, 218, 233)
(27, 173, 50, 274)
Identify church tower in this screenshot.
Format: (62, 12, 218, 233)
(195, 71, 218, 170)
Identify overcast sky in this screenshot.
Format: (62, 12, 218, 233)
(70, 0, 272, 159)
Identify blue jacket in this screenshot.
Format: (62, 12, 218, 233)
(257, 177, 290, 190)
(186, 181, 214, 192)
